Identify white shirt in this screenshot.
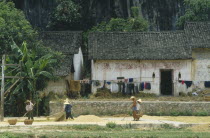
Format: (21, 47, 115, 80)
(136, 103, 141, 111)
(26, 102, 34, 111)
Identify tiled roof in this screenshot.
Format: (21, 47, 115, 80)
(40, 31, 82, 76)
(88, 31, 191, 60)
(41, 31, 82, 54)
(185, 22, 210, 49)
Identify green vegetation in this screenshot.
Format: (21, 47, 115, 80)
(4, 42, 61, 116)
(47, 0, 81, 30)
(88, 7, 148, 33)
(106, 122, 117, 129)
(0, 1, 37, 55)
(177, 0, 210, 28)
(1, 125, 210, 138)
(0, 1, 62, 117)
(149, 111, 209, 116)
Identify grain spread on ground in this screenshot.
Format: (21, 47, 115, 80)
(74, 115, 103, 122)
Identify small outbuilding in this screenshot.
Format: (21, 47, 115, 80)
(40, 31, 83, 94)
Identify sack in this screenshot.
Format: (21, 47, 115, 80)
(139, 111, 143, 117)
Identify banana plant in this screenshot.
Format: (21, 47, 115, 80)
(7, 41, 59, 116)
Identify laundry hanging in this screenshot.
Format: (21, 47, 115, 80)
(106, 82, 111, 85)
(140, 82, 144, 91)
(184, 81, 192, 88)
(129, 78, 133, 82)
(145, 82, 151, 90)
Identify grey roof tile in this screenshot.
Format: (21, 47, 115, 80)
(88, 31, 191, 60)
(40, 31, 82, 76)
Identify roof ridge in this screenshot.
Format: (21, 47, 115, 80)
(89, 31, 185, 35)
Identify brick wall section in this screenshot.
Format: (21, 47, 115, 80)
(50, 101, 210, 116)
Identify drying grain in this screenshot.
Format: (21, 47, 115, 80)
(74, 115, 103, 122)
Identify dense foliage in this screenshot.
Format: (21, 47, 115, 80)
(84, 7, 148, 46)
(177, 0, 210, 28)
(0, 2, 37, 55)
(47, 0, 81, 30)
(89, 7, 148, 32)
(0, 1, 62, 116)
(4, 42, 61, 117)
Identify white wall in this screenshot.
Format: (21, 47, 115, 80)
(73, 47, 83, 80)
(193, 49, 210, 81)
(92, 60, 192, 95)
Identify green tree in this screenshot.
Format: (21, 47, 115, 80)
(88, 7, 148, 33)
(0, 1, 63, 117)
(47, 0, 81, 30)
(0, 1, 37, 55)
(5, 42, 62, 116)
(177, 0, 210, 28)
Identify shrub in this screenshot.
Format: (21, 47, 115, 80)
(193, 111, 208, 116)
(106, 122, 117, 129)
(160, 124, 174, 129)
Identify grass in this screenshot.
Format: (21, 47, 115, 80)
(1, 126, 210, 138)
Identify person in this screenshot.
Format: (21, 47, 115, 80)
(64, 98, 74, 120)
(136, 99, 142, 121)
(25, 100, 34, 120)
(130, 96, 138, 121)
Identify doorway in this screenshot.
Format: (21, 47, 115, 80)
(160, 70, 173, 95)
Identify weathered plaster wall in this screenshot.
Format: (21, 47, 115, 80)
(92, 60, 192, 95)
(192, 49, 210, 82)
(43, 74, 72, 95)
(74, 48, 84, 80)
(50, 101, 210, 116)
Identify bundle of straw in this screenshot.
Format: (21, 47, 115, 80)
(54, 111, 66, 121)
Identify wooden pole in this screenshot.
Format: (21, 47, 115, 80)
(0, 55, 5, 121)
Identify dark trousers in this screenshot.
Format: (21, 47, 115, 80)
(27, 111, 33, 120)
(66, 111, 73, 119)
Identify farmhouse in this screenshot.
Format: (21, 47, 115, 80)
(40, 31, 83, 94)
(88, 22, 210, 96)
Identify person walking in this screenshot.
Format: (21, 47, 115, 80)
(136, 99, 142, 121)
(130, 96, 138, 121)
(25, 100, 34, 120)
(64, 98, 74, 120)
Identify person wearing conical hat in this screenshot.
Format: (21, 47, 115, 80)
(63, 98, 74, 120)
(25, 100, 34, 120)
(130, 96, 138, 121)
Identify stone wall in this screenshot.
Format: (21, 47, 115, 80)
(50, 101, 210, 116)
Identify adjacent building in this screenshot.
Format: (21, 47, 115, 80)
(41, 31, 83, 94)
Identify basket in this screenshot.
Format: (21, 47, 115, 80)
(204, 96, 210, 101)
(8, 119, 17, 125)
(24, 119, 33, 125)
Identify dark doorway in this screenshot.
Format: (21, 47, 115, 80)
(160, 70, 173, 95)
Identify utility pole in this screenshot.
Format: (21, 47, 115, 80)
(0, 54, 5, 121)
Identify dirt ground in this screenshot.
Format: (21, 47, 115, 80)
(1, 115, 210, 138)
(1, 115, 210, 126)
